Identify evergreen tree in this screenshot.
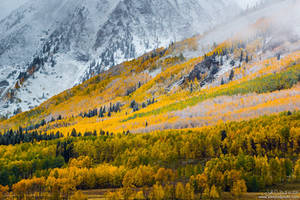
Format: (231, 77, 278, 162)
(179, 53, 185, 61)
(229, 69, 234, 81)
(240, 51, 243, 62)
(71, 128, 77, 137)
(221, 78, 225, 85)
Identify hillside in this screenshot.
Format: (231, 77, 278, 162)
(0, 0, 300, 199)
(0, 0, 243, 118)
(1, 0, 300, 134)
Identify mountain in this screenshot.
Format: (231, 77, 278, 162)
(0, 0, 242, 118)
(1, 1, 300, 198)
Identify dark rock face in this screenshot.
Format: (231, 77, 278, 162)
(188, 54, 220, 86)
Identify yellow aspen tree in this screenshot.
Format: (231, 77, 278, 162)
(184, 183, 195, 200)
(231, 180, 247, 199)
(210, 185, 220, 199)
(135, 191, 146, 200)
(175, 182, 185, 200)
(150, 183, 165, 200)
(71, 190, 88, 200)
(0, 185, 9, 200)
(202, 186, 210, 199)
(105, 191, 123, 200)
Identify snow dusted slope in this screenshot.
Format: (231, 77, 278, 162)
(0, 0, 29, 20)
(0, 0, 243, 117)
(0, 0, 120, 116)
(86, 0, 242, 79)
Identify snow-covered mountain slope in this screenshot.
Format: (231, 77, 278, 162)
(0, 0, 29, 20)
(0, 0, 243, 117)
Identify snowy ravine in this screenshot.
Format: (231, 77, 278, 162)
(0, 0, 245, 117)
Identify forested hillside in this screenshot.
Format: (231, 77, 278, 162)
(1, 35, 300, 135)
(0, 111, 300, 199)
